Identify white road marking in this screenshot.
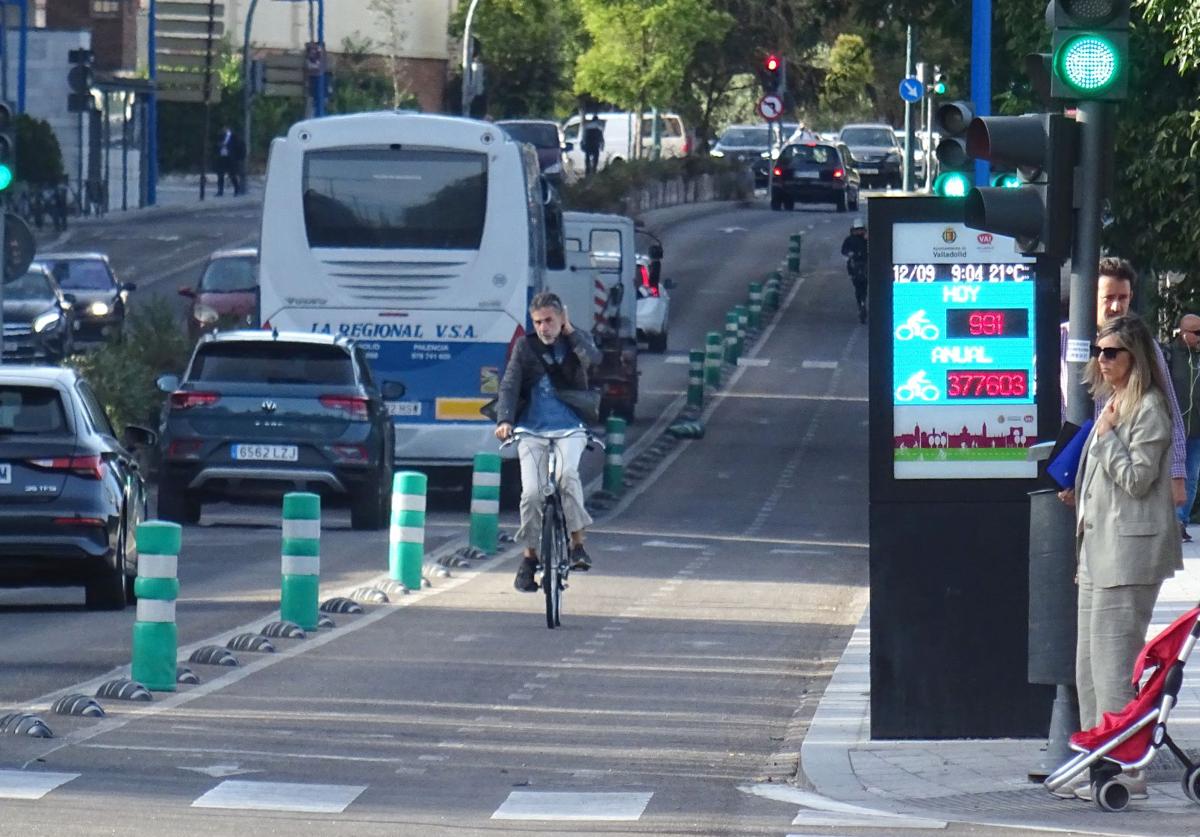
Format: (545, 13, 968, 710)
(642, 539, 707, 550)
(737, 357, 770, 367)
(0, 769, 79, 800)
(492, 791, 653, 821)
(663, 355, 691, 365)
(178, 764, 262, 778)
(802, 360, 839, 369)
(596, 529, 866, 550)
(192, 779, 366, 814)
(418, 755, 448, 761)
(739, 784, 945, 829)
(535, 672, 560, 679)
(507, 693, 533, 701)
(770, 548, 829, 555)
(719, 226, 748, 233)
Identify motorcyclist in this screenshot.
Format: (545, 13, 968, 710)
(841, 220, 869, 324)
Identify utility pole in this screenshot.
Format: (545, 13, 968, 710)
(461, 0, 483, 116)
(902, 25, 916, 192)
(242, 0, 259, 169)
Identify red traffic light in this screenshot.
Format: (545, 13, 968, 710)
(765, 55, 780, 71)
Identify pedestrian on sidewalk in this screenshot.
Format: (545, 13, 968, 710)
(1161, 312, 1200, 542)
(1059, 314, 1182, 801)
(581, 115, 604, 176)
(215, 126, 244, 197)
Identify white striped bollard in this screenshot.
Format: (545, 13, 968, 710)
(280, 492, 320, 630)
(603, 416, 626, 496)
(132, 520, 181, 692)
(390, 471, 427, 590)
(748, 282, 763, 329)
(470, 452, 501, 554)
(736, 305, 748, 352)
(705, 331, 723, 388)
(724, 310, 739, 364)
(687, 349, 704, 409)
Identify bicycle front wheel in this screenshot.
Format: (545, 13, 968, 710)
(540, 498, 568, 629)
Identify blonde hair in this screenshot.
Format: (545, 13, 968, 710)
(1083, 315, 1165, 422)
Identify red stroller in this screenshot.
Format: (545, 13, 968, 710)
(1045, 605, 1200, 811)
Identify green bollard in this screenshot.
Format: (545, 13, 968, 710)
(469, 452, 501, 554)
(748, 282, 763, 329)
(132, 521, 181, 692)
(705, 331, 723, 387)
(724, 310, 740, 364)
(280, 492, 320, 631)
(765, 272, 782, 311)
(603, 416, 626, 496)
(687, 349, 704, 409)
(390, 471, 427, 590)
(736, 306, 748, 349)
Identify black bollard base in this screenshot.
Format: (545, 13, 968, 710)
(1028, 684, 1081, 782)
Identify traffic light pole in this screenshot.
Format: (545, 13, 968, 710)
(1063, 101, 1111, 426)
(902, 25, 915, 192)
(242, 0, 260, 171)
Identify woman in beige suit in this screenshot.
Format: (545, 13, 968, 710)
(1067, 315, 1183, 799)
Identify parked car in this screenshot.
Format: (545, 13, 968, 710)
(635, 241, 673, 353)
(770, 141, 861, 212)
(36, 252, 135, 341)
(179, 247, 259, 342)
(497, 119, 570, 183)
(711, 124, 798, 188)
(156, 330, 401, 530)
(0, 366, 154, 609)
(2, 265, 76, 363)
(838, 123, 903, 189)
(562, 112, 690, 171)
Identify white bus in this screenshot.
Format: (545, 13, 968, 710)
(258, 111, 562, 478)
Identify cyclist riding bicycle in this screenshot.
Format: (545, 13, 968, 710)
(494, 291, 603, 592)
(841, 220, 869, 324)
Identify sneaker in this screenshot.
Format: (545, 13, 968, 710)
(1048, 776, 1088, 799)
(1183, 523, 1192, 543)
(570, 544, 592, 571)
(513, 558, 538, 592)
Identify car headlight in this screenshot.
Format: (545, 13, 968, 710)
(710, 149, 725, 157)
(193, 304, 219, 325)
(33, 311, 63, 333)
(759, 150, 772, 159)
(885, 152, 901, 163)
(88, 301, 111, 317)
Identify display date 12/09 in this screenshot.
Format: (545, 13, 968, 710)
(946, 370, 1029, 398)
(893, 263, 1032, 283)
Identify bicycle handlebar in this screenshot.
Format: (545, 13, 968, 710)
(499, 428, 606, 452)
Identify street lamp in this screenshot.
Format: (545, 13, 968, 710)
(461, 0, 482, 116)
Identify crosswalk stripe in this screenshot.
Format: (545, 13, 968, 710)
(0, 769, 80, 800)
(491, 791, 653, 821)
(191, 779, 366, 813)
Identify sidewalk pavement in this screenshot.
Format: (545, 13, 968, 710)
(800, 545, 1200, 834)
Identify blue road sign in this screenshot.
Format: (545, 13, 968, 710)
(899, 77, 924, 103)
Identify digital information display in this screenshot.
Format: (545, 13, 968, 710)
(893, 223, 1038, 480)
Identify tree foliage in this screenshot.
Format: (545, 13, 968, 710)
(15, 115, 64, 185)
(818, 34, 874, 122)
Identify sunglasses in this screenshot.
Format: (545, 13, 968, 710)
(1090, 345, 1130, 360)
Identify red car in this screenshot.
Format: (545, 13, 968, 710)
(180, 247, 259, 342)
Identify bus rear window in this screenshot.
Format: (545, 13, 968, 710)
(303, 149, 487, 249)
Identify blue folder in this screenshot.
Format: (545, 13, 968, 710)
(1046, 419, 1095, 490)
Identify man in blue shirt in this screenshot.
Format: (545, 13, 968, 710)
(495, 292, 603, 592)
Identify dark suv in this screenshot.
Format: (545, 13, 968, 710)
(770, 142, 861, 212)
(156, 331, 402, 530)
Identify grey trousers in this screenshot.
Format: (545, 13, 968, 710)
(515, 433, 592, 552)
(1075, 560, 1162, 729)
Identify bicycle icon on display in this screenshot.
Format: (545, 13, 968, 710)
(894, 309, 940, 341)
(895, 370, 940, 402)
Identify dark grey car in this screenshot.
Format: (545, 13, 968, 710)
(711, 124, 797, 187)
(0, 366, 154, 609)
(497, 120, 568, 183)
(839, 123, 903, 189)
(2, 266, 76, 363)
(37, 252, 136, 341)
(156, 331, 401, 530)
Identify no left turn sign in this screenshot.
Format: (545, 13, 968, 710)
(757, 94, 783, 121)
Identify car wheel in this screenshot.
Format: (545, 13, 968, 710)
(648, 332, 668, 353)
(86, 521, 128, 611)
(836, 191, 848, 212)
(157, 476, 201, 525)
(350, 469, 388, 530)
(850, 191, 860, 211)
(770, 191, 783, 211)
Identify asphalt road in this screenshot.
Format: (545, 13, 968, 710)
(0, 196, 897, 835)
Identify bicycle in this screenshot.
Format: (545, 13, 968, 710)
(501, 427, 604, 629)
(894, 309, 940, 341)
(895, 370, 940, 402)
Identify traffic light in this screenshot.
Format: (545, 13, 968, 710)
(962, 113, 1079, 258)
(990, 171, 1022, 189)
(762, 53, 784, 94)
(0, 102, 13, 192)
(67, 48, 94, 113)
(932, 101, 976, 197)
(1050, 0, 1129, 100)
(932, 66, 946, 96)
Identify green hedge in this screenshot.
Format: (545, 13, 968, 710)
(561, 156, 752, 214)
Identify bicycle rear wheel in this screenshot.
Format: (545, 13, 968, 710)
(540, 498, 568, 629)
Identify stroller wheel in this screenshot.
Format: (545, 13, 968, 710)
(1184, 765, 1200, 804)
(1095, 779, 1131, 812)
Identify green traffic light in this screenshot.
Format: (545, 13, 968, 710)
(991, 173, 1022, 189)
(934, 171, 971, 198)
(934, 82, 946, 95)
(1055, 33, 1121, 93)
(0, 164, 12, 191)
